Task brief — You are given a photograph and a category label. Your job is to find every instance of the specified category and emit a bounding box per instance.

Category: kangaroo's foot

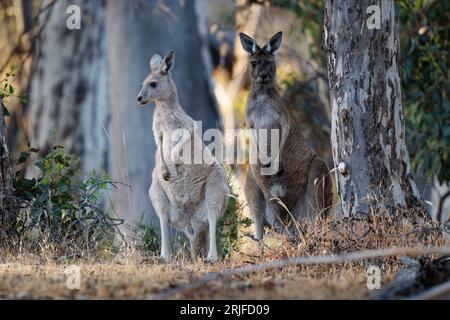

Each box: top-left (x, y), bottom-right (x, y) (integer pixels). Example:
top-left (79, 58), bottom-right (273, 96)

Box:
top-left (204, 254), bottom-right (218, 263)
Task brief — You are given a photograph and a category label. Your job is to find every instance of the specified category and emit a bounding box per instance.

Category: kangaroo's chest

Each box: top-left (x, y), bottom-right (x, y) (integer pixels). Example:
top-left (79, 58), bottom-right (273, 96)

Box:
top-left (155, 116), bottom-right (192, 161)
top-left (160, 163), bottom-right (210, 203)
top-left (246, 98), bottom-right (281, 129)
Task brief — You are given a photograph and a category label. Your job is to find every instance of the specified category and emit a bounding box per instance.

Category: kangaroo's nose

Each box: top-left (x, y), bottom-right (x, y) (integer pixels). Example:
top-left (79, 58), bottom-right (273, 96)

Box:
top-left (137, 96), bottom-right (143, 103)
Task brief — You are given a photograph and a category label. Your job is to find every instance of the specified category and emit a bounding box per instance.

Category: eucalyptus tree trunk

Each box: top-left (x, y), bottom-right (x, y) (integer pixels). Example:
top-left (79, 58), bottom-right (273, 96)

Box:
top-left (14, 0), bottom-right (33, 35)
top-left (106, 0), bottom-right (219, 231)
top-left (0, 98), bottom-right (14, 233)
top-left (323, 0), bottom-right (422, 216)
top-left (28, 0), bottom-right (109, 175)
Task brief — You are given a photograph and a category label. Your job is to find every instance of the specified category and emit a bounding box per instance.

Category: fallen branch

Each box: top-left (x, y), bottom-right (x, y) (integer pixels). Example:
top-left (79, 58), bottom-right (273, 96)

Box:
top-left (153, 246), bottom-right (450, 300)
top-left (376, 255), bottom-right (450, 299)
top-left (407, 280), bottom-right (450, 300)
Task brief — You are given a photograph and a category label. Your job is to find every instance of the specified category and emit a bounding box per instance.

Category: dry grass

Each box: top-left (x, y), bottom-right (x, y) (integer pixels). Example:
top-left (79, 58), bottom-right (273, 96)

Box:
top-left (0, 210), bottom-right (448, 300)
top-left (0, 259), bottom-right (373, 299)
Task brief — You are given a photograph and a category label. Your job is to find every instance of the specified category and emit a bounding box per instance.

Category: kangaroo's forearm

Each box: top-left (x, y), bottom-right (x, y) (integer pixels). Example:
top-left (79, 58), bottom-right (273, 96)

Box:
top-left (159, 149), bottom-right (170, 171)
top-left (277, 124), bottom-right (289, 162)
top-left (172, 132), bottom-right (191, 155)
top-left (157, 135), bottom-right (170, 172)
top-left (171, 123), bottom-right (196, 163)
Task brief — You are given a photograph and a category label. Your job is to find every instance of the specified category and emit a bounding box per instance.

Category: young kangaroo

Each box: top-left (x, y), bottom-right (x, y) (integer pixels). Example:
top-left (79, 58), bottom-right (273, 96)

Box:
top-left (137, 50), bottom-right (229, 262)
top-left (239, 32), bottom-right (332, 241)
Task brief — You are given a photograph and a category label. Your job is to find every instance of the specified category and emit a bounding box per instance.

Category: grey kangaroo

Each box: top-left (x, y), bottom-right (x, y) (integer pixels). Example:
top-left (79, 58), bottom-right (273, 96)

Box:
top-left (137, 50), bottom-right (229, 262)
top-left (239, 32), bottom-right (332, 241)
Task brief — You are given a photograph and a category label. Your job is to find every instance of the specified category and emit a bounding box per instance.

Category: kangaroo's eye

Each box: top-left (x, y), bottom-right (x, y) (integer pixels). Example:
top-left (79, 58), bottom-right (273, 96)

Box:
top-left (251, 61), bottom-right (257, 67)
top-left (150, 82), bottom-right (158, 88)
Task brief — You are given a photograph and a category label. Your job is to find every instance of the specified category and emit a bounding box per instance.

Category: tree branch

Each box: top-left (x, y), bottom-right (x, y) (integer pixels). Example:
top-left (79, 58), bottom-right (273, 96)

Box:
top-left (0, 0), bottom-right (59, 75)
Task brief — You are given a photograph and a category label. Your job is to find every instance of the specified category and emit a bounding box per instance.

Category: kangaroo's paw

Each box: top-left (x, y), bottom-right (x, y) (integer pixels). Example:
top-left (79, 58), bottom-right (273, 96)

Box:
top-left (162, 171), bottom-right (171, 181)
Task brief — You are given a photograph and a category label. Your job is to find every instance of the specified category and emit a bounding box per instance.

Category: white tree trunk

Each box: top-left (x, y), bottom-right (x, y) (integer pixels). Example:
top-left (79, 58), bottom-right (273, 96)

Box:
top-left (28, 0), bottom-right (109, 175)
top-left (106, 0), bottom-right (220, 231)
top-left (323, 0), bottom-right (421, 216)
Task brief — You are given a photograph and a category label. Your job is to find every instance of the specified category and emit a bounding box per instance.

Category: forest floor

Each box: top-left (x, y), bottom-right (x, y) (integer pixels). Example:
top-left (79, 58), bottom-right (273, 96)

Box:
top-left (0, 251), bottom-right (386, 300)
top-left (1, 212), bottom-right (448, 299)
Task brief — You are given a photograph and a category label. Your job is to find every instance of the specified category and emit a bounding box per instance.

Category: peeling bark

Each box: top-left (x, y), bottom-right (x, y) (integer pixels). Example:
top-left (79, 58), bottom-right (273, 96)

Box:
top-left (0, 97), bottom-right (14, 232)
top-left (323, 0), bottom-right (421, 216)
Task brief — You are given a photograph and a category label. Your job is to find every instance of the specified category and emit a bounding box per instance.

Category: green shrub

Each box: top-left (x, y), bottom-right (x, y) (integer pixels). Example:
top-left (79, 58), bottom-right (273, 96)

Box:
top-left (12, 141), bottom-right (123, 257)
top-left (132, 221), bottom-right (161, 255)
top-left (216, 171), bottom-right (252, 259)
top-left (398, 0), bottom-right (450, 182)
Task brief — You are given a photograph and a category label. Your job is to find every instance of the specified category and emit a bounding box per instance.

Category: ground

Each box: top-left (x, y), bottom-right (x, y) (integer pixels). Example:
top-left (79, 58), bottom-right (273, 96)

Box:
top-left (0, 257), bottom-right (386, 299)
top-left (0, 213), bottom-right (447, 299)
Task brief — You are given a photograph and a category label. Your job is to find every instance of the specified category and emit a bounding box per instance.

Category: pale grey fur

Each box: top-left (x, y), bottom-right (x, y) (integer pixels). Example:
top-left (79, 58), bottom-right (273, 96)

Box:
top-left (137, 50), bottom-right (229, 261)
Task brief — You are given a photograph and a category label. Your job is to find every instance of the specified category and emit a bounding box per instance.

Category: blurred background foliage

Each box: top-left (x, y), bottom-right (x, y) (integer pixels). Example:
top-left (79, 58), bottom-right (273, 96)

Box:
top-left (398, 0), bottom-right (449, 183)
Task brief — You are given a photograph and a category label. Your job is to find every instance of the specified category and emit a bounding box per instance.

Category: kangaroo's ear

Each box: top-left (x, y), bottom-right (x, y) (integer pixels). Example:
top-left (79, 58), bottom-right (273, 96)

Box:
top-left (239, 32), bottom-right (260, 54)
top-left (263, 31), bottom-right (282, 54)
top-left (161, 50), bottom-right (175, 74)
top-left (150, 54), bottom-right (163, 72)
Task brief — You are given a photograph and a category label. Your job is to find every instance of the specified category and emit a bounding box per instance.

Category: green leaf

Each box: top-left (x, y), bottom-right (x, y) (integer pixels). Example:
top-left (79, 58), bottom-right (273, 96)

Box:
top-left (18, 178), bottom-right (36, 190)
top-left (23, 191), bottom-right (34, 201)
top-left (31, 208), bottom-right (44, 219)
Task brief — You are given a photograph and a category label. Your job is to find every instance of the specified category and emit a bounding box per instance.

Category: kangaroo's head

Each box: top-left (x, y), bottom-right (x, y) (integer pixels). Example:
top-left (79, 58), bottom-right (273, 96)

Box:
top-left (137, 50), bottom-right (175, 106)
top-left (239, 31), bottom-right (282, 84)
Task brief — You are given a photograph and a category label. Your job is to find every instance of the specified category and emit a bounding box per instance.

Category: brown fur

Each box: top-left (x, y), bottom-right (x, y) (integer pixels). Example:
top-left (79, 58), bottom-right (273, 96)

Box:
top-left (240, 32), bottom-right (332, 241)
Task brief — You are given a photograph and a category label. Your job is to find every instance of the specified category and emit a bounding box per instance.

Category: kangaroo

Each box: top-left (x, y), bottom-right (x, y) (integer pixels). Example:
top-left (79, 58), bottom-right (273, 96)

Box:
top-left (239, 32), bottom-right (332, 241)
top-left (137, 50), bottom-right (229, 262)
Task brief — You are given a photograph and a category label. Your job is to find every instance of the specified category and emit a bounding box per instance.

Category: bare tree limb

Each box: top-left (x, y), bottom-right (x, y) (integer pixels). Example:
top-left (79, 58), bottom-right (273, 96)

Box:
top-left (407, 280), bottom-right (450, 300)
top-left (0, 0), bottom-right (59, 75)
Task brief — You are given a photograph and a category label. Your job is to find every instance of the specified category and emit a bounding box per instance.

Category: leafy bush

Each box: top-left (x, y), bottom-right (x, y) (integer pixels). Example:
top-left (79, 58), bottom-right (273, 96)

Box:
top-left (399, 0), bottom-right (449, 182)
top-left (12, 142), bottom-right (123, 257)
top-left (132, 221), bottom-right (161, 255)
top-left (217, 172), bottom-right (252, 258)
top-left (0, 65), bottom-right (27, 116)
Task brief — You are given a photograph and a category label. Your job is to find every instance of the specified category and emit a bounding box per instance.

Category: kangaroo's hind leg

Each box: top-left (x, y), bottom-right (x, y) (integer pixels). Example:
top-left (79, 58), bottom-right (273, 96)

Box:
top-left (304, 157), bottom-right (333, 220)
top-left (245, 170), bottom-right (266, 241)
top-left (204, 172), bottom-right (229, 262)
top-left (149, 178), bottom-right (171, 259)
top-left (190, 230), bottom-right (208, 260)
